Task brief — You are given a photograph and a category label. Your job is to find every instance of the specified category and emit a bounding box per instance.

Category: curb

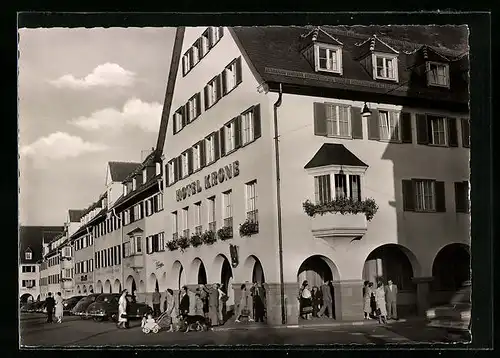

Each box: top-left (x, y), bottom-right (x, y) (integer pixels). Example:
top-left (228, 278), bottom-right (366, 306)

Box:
top-left (212, 318), bottom-right (414, 332)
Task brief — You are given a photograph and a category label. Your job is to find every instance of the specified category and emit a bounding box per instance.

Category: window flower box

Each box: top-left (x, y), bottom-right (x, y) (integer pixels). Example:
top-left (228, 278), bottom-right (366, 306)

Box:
top-left (166, 240), bottom-right (179, 251)
top-left (190, 234), bottom-right (203, 248)
top-left (217, 226), bottom-right (233, 241)
top-left (239, 219), bottom-right (259, 237)
top-left (201, 230), bottom-right (217, 245)
top-left (177, 236), bottom-right (190, 250)
top-left (302, 197), bottom-right (378, 221)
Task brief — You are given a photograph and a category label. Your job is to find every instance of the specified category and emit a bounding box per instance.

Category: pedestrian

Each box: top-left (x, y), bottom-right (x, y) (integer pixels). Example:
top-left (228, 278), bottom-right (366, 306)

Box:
top-left (317, 279), bottom-right (333, 319)
top-left (162, 289), bottom-right (177, 332)
top-left (299, 281), bottom-right (313, 320)
top-left (194, 293), bottom-right (204, 316)
top-left (252, 282), bottom-right (266, 322)
top-left (179, 286), bottom-right (190, 318)
top-left (311, 286), bottom-right (322, 318)
top-left (384, 279), bottom-right (398, 320)
top-left (235, 283), bottom-right (253, 323)
top-left (207, 283), bottom-right (220, 327)
top-left (152, 287), bottom-right (161, 318)
top-left (375, 281), bottom-right (387, 324)
top-left (363, 282), bottom-right (374, 319)
top-left (196, 284), bottom-right (209, 317)
top-left (216, 283), bottom-right (226, 323)
top-left (117, 289), bottom-right (128, 329)
top-left (45, 292), bottom-right (55, 323)
top-left (54, 292), bottom-right (64, 323)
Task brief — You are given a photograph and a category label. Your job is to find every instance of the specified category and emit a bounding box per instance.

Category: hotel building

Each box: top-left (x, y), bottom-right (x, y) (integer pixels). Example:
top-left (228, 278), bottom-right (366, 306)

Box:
top-left (156, 26), bottom-right (470, 325)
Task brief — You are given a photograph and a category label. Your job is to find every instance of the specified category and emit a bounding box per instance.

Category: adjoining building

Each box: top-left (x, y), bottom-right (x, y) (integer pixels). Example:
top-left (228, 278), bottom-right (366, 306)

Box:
top-left (19, 226), bottom-right (64, 303)
top-left (156, 26), bottom-right (470, 325)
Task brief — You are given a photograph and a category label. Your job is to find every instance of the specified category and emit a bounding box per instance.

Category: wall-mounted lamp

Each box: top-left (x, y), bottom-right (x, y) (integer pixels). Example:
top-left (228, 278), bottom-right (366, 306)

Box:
top-left (339, 166), bottom-right (345, 176)
top-left (361, 102), bottom-right (372, 118)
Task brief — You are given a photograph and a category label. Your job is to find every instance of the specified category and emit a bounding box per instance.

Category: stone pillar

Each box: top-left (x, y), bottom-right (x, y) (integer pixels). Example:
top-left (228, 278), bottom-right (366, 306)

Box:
top-left (332, 279), bottom-right (364, 321)
top-left (413, 277), bottom-right (433, 316)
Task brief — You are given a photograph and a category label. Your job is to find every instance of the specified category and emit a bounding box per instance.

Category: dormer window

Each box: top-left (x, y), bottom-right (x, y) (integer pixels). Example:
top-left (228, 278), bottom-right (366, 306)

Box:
top-left (132, 178), bottom-right (137, 191)
top-left (315, 44), bottom-right (342, 74)
top-left (426, 62), bottom-right (450, 88)
top-left (142, 169), bottom-right (147, 184)
top-left (25, 249), bottom-right (32, 260)
top-left (124, 184), bottom-right (128, 196)
top-left (155, 162), bottom-right (161, 176)
top-left (373, 53), bottom-right (398, 81)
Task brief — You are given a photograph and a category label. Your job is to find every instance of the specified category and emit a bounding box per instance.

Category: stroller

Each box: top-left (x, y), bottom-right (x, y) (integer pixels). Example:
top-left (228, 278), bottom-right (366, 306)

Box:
top-left (156, 310), bottom-right (174, 332)
top-left (141, 314), bottom-right (161, 334)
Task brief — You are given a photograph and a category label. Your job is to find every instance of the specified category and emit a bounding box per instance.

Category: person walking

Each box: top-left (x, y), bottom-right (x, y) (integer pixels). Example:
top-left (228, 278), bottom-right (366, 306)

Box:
top-left (318, 280), bottom-right (333, 319)
top-left (152, 287), bottom-right (161, 318)
top-left (235, 283), bottom-right (253, 323)
top-left (163, 289), bottom-right (178, 332)
top-left (363, 281), bottom-right (373, 319)
top-left (375, 281), bottom-right (387, 324)
top-left (299, 281), bottom-right (313, 320)
top-left (45, 292), bottom-right (55, 323)
top-left (179, 286), bottom-right (190, 318)
top-left (54, 292), bottom-right (64, 323)
top-left (384, 279), bottom-right (398, 320)
top-left (216, 283), bottom-right (226, 323)
top-left (117, 289), bottom-right (128, 329)
top-left (252, 282), bottom-right (266, 322)
top-left (311, 286), bottom-right (322, 318)
top-left (207, 284), bottom-right (220, 327)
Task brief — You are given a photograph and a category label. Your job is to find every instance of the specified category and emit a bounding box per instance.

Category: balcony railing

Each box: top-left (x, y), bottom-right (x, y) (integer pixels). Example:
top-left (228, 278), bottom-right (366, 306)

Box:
top-left (208, 221), bottom-right (216, 232)
top-left (224, 217), bottom-right (233, 229)
top-left (247, 210), bottom-right (259, 224)
top-left (172, 232), bottom-right (178, 241)
top-left (183, 229), bottom-right (190, 238)
top-left (195, 225), bottom-right (203, 235)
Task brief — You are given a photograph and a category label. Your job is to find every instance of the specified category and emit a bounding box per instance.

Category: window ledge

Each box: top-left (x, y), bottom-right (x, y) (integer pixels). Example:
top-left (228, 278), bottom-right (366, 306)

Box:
top-left (317, 68), bottom-right (342, 75)
top-left (327, 134), bottom-right (353, 140)
top-left (427, 82), bottom-right (450, 89)
top-left (427, 143), bottom-right (448, 148)
top-left (374, 75), bottom-right (398, 82)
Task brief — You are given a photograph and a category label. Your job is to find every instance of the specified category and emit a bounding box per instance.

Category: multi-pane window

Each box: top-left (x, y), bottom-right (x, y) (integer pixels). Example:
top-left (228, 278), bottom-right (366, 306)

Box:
top-left (349, 175), bottom-right (362, 202)
top-left (429, 116), bottom-right (446, 146)
top-left (205, 135), bottom-right (215, 164)
top-left (210, 26), bottom-right (223, 46)
top-left (245, 181), bottom-right (258, 222)
top-left (374, 55), bottom-right (398, 80)
top-left (174, 109), bottom-right (183, 133)
top-left (242, 110), bottom-right (254, 145)
top-left (181, 152), bottom-right (189, 178)
top-left (182, 51), bottom-right (191, 75)
top-left (187, 95), bottom-right (199, 122)
top-left (155, 193), bottom-right (164, 211)
top-left (208, 197), bottom-right (216, 231)
top-left (182, 207), bottom-right (189, 238)
top-left (427, 62), bottom-right (450, 87)
top-left (135, 236), bottom-right (142, 254)
top-left (172, 212), bottom-right (178, 239)
top-left (194, 202), bottom-right (202, 234)
top-left (192, 144), bottom-right (201, 171)
top-left (379, 110), bottom-right (400, 141)
top-left (326, 104), bottom-right (350, 137)
top-left (191, 44), bottom-right (200, 67)
top-left (334, 174), bottom-right (347, 199)
top-left (225, 121), bottom-right (236, 152)
top-left (223, 190), bottom-right (233, 227)
top-left (201, 30), bottom-right (210, 56)
top-left (224, 61), bottom-right (238, 93)
top-left (316, 45), bottom-right (341, 73)
top-left (168, 161), bottom-right (175, 185)
top-left (314, 175), bottom-right (332, 204)
top-left (415, 180), bottom-right (436, 212)
top-left (25, 251), bottom-right (32, 260)
top-left (205, 76), bottom-right (221, 109)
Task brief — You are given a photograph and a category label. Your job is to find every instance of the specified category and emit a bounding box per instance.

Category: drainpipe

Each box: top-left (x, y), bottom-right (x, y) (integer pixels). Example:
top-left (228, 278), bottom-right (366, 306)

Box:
top-left (273, 83), bottom-right (286, 325)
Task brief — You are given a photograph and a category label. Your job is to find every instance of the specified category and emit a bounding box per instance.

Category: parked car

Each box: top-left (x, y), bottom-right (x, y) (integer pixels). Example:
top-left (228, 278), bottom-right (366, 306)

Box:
top-left (63, 296), bottom-right (85, 315)
top-left (426, 281), bottom-right (471, 341)
top-left (86, 294), bottom-right (152, 322)
top-left (33, 300), bottom-right (46, 313)
top-left (21, 302), bottom-right (36, 313)
top-left (71, 294), bottom-right (101, 318)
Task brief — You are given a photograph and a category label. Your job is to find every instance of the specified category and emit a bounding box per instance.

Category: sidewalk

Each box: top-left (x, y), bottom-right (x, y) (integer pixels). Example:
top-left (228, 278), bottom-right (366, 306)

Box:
top-left (212, 316), bottom-right (425, 332)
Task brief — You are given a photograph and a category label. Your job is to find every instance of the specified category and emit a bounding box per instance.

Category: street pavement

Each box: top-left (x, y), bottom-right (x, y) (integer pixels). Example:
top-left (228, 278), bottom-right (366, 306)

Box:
top-left (19, 313), bottom-right (466, 347)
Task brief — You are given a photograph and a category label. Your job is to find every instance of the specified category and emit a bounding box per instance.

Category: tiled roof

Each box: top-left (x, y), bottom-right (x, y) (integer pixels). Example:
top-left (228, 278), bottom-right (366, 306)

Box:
top-left (19, 226), bottom-right (64, 264)
top-left (68, 209), bottom-right (85, 223)
top-left (304, 143), bottom-right (368, 169)
top-left (113, 174), bottom-right (161, 209)
top-left (109, 161), bottom-right (141, 182)
top-left (122, 150), bottom-right (157, 183)
top-left (230, 26), bottom-right (469, 105)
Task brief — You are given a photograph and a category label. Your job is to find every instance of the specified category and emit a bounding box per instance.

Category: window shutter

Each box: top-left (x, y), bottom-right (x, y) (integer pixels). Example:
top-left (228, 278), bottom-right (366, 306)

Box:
top-left (122, 243), bottom-right (126, 258)
top-left (208, 27), bottom-right (214, 46)
top-left (416, 114), bottom-right (429, 145)
top-left (367, 109), bottom-right (380, 140)
top-left (401, 112), bottom-right (413, 143)
top-left (196, 93), bottom-right (202, 117)
top-left (402, 180), bottom-right (415, 211)
top-left (174, 158), bottom-right (180, 182)
top-left (214, 132), bottom-right (220, 161)
top-left (435, 181), bottom-right (446, 212)
top-left (222, 70), bottom-right (227, 95)
top-left (204, 86), bottom-right (209, 110)
top-left (220, 127), bottom-right (226, 156)
top-left (253, 104), bottom-right (262, 139)
top-left (117, 246), bottom-right (121, 263)
top-left (215, 76), bottom-right (222, 101)
top-left (165, 163), bottom-right (169, 187)
top-left (200, 140), bottom-right (206, 168)
top-left (313, 102), bottom-right (327, 136)
top-left (454, 182), bottom-right (466, 213)
top-left (188, 149), bottom-right (194, 175)
top-left (235, 57), bottom-right (242, 85)
top-left (461, 119), bottom-right (470, 148)
top-left (219, 26), bottom-right (224, 38)
top-left (172, 113), bottom-right (178, 134)
top-left (447, 118), bottom-right (458, 147)
top-left (350, 107), bottom-right (363, 139)
top-left (147, 236), bottom-right (152, 254)
top-left (181, 105), bottom-right (187, 127)
top-left (234, 116), bottom-right (242, 149)
top-left (464, 181), bottom-right (470, 213)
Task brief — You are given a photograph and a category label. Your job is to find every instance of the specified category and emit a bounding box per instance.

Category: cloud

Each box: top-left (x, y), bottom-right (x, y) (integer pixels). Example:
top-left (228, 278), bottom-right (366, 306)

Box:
top-left (70, 98), bottom-right (162, 133)
top-left (20, 132), bottom-right (108, 161)
top-left (50, 63), bottom-right (135, 89)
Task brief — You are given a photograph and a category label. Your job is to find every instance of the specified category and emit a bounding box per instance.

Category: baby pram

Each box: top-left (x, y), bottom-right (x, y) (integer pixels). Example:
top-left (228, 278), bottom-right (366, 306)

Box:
top-left (156, 310), bottom-right (173, 331)
top-left (141, 316), bottom-right (161, 334)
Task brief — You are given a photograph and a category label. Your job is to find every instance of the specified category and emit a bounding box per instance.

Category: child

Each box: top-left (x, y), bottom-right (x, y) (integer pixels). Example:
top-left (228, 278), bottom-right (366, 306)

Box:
top-left (141, 313), bottom-right (160, 334)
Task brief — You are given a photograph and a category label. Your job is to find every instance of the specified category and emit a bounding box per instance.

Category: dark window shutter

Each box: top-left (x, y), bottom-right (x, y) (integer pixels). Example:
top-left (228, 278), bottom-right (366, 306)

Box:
top-left (313, 102), bottom-right (327, 136)
top-left (464, 181), bottom-right (470, 213)
top-left (122, 243), bottom-right (126, 258)
top-left (188, 149), bottom-right (193, 175)
top-left (219, 26), bottom-right (224, 38)
top-left (208, 27), bottom-right (214, 47)
top-left (178, 156), bottom-right (183, 179)
top-left (447, 118), bottom-right (458, 147)
top-left (200, 140), bottom-right (206, 168)
top-left (146, 237), bottom-right (151, 254)
top-left (402, 180), bottom-right (415, 211)
top-left (461, 119), bottom-right (470, 148)
top-left (173, 112), bottom-right (178, 134)
top-left (214, 132), bottom-right (220, 161)
top-left (454, 182), bottom-right (466, 213)
top-left (401, 112), bottom-right (413, 143)
top-left (204, 86), bottom-right (209, 110)
top-left (174, 158), bottom-right (179, 182)
top-left (234, 116), bottom-right (242, 149)
top-left (220, 127), bottom-right (226, 156)
top-left (165, 163), bottom-right (169, 186)
top-left (196, 93), bottom-right (202, 117)
top-left (350, 106), bottom-right (363, 139)
top-left (235, 57), bottom-right (242, 85)
top-left (181, 105), bottom-right (187, 128)
top-left (215, 76), bottom-right (222, 101)
top-left (253, 104), bottom-right (262, 139)
top-left (222, 70), bottom-right (227, 95)
top-left (416, 114), bottom-right (429, 145)
top-left (435, 181), bottom-right (446, 212)
top-left (367, 109), bottom-right (380, 140)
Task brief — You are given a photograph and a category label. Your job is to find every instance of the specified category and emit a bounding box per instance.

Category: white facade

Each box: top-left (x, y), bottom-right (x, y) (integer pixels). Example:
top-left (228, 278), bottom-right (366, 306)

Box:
top-left (19, 263), bottom-right (39, 302)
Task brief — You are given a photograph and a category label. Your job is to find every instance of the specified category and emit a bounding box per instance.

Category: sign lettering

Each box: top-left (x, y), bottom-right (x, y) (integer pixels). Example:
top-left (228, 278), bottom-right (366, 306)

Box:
top-left (176, 160), bottom-right (240, 202)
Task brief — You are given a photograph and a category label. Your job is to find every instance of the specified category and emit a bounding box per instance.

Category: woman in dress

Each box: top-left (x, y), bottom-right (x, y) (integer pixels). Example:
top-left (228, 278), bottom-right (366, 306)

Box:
top-left (54, 292), bottom-right (64, 324)
top-left (311, 286), bottom-right (322, 318)
top-left (374, 281), bottom-right (387, 324)
top-left (300, 281), bottom-right (313, 320)
top-left (207, 284), bottom-right (220, 327)
top-left (117, 289), bottom-right (128, 329)
top-left (235, 283), bottom-right (253, 323)
top-left (163, 289), bottom-right (177, 332)
top-left (363, 281), bottom-right (373, 319)
top-left (216, 283), bottom-right (226, 323)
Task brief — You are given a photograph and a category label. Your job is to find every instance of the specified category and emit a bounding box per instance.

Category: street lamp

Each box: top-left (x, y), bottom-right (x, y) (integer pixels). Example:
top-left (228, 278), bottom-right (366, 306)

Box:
top-left (361, 102), bottom-right (372, 118)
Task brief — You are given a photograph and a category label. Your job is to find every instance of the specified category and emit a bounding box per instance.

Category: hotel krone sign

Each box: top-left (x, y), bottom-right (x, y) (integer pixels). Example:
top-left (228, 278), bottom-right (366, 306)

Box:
top-left (176, 160), bottom-right (240, 202)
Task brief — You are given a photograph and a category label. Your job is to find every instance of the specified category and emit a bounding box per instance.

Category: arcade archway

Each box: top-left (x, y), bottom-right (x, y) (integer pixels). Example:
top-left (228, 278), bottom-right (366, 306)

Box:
top-left (243, 255), bottom-right (265, 283)
top-left (96, 280), bottom-right (103, 294)
top-left (125, 275), bottom-right (137, 294)
top-left (104, 280), bottom-right (112, 293)
top-left (432, 243), bottom-right (470, 291)
top-left (297, 255), bottom-right (339, 288)
top-left (189, 258), bottom-right (207, 285)
top-left (148, 273), bottom-right (159, 293)
top-left (113, 279), bottom-right (122, 293)
top-left (20, 293), bottom-right (34, 304)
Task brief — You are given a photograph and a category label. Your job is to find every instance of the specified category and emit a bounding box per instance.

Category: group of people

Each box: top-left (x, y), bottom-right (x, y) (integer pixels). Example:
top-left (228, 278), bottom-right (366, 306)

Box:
top-left (363, 279), bottom-right (399, 324)
top-left (234, 282), bottom-right (267, 323)
top-left (43, 292), bottom-right (64, 324)
top-left (298, 279), bottom-right (335, 320)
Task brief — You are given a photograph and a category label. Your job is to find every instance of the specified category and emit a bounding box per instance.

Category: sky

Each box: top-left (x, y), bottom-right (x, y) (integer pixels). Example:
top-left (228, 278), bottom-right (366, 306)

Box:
top-left (18, 27), bottom-right (176, 226)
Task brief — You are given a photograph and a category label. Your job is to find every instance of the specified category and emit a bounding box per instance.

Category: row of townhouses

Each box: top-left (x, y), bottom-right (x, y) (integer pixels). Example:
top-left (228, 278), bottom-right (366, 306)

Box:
top-left (20, 26), bottom-right (470, 326)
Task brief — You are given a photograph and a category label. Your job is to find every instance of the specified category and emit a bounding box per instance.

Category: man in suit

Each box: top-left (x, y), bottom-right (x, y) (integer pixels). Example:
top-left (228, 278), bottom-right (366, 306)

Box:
top-left (317, 280), bottom-right (333, 318)
top-left (45, 292), bottom-right (55, 323)
top-left (384, 279), bottom-right (398, 320)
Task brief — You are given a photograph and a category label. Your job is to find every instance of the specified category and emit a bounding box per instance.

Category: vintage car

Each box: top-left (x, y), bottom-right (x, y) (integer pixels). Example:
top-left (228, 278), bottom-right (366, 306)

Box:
top-left (33, 300), bottom-right (46, 313)
top-left (20, 302), bottom-right (36, 313)
top-left (426, 281), bottom-right (471, 341)
top-left (63, 295), bottom-right (85, 315)
top-left (86, 294), bottom-right (152, 322)
top-left (71, 294), bottom-right (101, 318)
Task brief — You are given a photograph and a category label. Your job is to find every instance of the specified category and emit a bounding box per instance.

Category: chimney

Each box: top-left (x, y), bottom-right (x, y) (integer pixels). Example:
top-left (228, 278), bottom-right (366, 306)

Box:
top-left (141, 147), bottom-right (155, 162)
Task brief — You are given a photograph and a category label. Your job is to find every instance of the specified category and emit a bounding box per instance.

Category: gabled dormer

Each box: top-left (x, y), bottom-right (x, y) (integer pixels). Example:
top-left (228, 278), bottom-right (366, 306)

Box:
top-left (300, 26), bottom-right (344, 75)
top-left (418, 45), bottom-right (451, 88)
top-left (25, 247), bottom-right (32, 261)
top-left (356, 35), bottom-right (399, 82)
